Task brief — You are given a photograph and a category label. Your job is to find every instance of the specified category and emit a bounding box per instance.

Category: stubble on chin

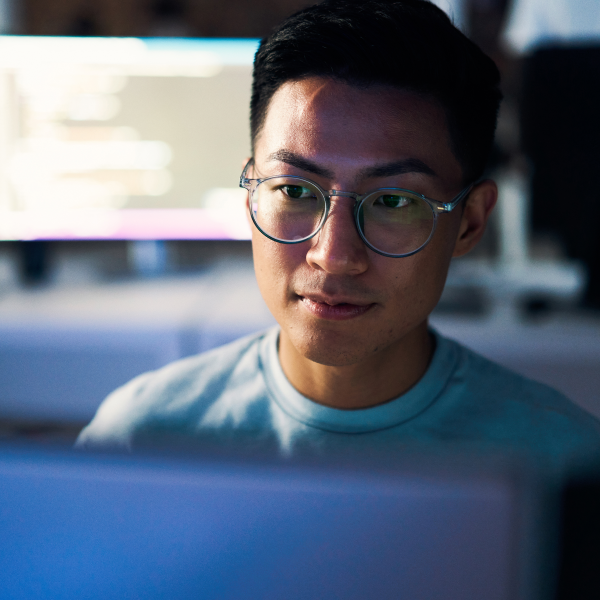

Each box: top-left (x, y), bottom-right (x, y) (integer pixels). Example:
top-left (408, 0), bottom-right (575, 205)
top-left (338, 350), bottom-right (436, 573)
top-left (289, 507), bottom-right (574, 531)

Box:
top-left (280, 303), bottom-right (407, 368)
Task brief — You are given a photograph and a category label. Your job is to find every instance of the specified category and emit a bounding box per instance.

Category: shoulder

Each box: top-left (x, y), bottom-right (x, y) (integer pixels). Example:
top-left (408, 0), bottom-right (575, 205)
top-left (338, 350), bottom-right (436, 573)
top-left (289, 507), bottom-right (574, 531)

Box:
top-left (439, 333), bottom-right (600, 457)
top-left (76, 328), bottom-right (274, 450)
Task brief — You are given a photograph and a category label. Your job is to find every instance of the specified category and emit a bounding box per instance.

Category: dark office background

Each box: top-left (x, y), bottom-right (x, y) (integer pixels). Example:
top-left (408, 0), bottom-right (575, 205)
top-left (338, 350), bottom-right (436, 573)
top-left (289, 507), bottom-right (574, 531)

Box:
top-left (20, 0), bottom-right (314, 38)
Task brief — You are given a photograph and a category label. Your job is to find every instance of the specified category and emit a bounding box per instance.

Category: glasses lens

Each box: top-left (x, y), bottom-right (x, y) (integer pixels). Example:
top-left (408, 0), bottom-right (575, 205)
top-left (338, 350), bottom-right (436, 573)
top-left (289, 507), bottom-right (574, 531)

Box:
top-left (251, 177), bottom-right (326, 242)
top-left (358, 191), bottom-right (435, 256)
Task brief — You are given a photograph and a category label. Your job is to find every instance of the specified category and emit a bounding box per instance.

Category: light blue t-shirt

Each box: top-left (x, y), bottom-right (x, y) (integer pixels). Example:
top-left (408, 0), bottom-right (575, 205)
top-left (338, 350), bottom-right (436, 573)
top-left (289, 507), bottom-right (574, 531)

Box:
top-left (76, 328), bottom-right (600, 470)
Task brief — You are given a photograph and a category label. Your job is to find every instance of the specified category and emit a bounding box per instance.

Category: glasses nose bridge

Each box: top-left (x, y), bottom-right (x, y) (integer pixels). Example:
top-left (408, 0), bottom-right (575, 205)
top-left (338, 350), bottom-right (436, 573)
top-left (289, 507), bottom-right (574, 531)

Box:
top-left (322, 190), bottom-right (360, 227)
top-left (319, 189), bottom-right (362, 238)
top-left (326, 189), bottom-right (359, 201)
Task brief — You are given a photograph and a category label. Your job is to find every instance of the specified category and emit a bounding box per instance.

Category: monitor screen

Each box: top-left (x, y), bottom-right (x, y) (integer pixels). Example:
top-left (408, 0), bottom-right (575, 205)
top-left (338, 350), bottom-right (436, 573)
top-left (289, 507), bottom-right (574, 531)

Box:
top-left (0, 36), bottom-right (258, 241)
top-left (0, 445), bottom-right (533, 600)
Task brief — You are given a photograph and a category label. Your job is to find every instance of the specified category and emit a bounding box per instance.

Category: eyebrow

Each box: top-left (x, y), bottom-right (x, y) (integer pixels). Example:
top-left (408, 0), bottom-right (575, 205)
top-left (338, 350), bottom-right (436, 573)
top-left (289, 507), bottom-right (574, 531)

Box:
top-left (358, 158), bottom-right (436, 179)
top-left (266, 150), bottom-right (437, 180)
top-left (267, 150), bottom-right (334, 178)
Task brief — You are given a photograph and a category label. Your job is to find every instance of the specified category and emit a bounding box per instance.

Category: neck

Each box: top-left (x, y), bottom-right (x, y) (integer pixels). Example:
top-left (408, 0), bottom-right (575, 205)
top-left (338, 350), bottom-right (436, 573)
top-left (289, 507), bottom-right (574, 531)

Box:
top-left (278, 322), bottom-right (434, 410)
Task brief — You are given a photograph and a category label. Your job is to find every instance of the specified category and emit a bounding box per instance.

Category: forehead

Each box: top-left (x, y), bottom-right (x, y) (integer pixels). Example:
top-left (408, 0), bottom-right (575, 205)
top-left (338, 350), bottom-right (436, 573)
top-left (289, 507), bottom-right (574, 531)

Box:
top-left (255, 77), bottom-right (461, 184)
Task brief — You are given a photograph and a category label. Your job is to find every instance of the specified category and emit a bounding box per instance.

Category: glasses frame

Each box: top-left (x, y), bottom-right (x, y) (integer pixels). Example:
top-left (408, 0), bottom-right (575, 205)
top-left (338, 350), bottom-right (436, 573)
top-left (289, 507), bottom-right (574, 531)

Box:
top-left (239, 158), bottom-right (474, 258)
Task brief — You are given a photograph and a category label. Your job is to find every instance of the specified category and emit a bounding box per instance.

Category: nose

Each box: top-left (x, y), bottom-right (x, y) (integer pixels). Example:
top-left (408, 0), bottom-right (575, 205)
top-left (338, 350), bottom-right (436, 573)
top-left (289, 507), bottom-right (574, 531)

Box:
top-left (306, 197), bottom-right (369, 275)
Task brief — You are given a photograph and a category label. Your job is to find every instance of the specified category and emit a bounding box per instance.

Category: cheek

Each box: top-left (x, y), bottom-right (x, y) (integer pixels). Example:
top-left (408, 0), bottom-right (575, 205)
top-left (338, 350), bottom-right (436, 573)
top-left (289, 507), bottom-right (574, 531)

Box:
top-left (252, 234), bottom-right (304, 313)
top-left (376, 220), bottom-right (458, 315)
top-left (379, 257), bottom-right (441, 308)
top-left (406, 216), bottom-right (460, 299)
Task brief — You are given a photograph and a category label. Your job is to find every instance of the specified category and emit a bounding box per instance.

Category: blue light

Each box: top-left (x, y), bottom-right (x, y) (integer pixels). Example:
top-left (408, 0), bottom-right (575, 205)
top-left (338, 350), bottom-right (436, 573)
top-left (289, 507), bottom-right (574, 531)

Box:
top-left (142, 38), bottom-right (260, 64)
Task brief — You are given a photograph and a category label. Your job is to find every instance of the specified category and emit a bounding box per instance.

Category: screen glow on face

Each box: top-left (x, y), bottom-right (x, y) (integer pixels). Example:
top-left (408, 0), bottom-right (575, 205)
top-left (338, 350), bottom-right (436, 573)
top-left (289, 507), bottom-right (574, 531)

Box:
top-left (249, 77), bottom-right (468, 371)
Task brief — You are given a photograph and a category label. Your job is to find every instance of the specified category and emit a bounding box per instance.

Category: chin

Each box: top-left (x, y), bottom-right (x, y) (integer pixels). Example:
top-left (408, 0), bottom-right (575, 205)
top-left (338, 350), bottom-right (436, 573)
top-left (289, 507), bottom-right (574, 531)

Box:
top-left (302, 346), bottom-right (367, 367)
top-left (289, 325), bottom-right (380, 367)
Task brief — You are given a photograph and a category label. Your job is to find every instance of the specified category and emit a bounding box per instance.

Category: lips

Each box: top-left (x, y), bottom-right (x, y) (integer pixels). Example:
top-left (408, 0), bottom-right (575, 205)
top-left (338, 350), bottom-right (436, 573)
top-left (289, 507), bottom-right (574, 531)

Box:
top-left (298, 293), bottom-right (374, 321)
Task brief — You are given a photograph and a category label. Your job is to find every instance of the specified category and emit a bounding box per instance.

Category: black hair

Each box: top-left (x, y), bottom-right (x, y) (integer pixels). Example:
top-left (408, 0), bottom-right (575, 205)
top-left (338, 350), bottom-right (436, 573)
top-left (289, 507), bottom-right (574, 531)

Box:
top-left (250, 0), bottom-right (502, 183)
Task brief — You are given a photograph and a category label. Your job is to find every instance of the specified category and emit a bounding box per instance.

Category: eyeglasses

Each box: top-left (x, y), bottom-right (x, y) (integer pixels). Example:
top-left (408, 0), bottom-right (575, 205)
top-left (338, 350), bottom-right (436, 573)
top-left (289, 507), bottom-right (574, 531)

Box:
top-left (239, 159), bottom-right (473, 258)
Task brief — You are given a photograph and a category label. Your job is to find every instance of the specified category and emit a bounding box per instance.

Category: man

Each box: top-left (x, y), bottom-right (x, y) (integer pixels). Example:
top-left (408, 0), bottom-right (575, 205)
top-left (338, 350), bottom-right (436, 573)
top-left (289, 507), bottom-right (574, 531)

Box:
top-left (77, 0), bottom-right (600, 468)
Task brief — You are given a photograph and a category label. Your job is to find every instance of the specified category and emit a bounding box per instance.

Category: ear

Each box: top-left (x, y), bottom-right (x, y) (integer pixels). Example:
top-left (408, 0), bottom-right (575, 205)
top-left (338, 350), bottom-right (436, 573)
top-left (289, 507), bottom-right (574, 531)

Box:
top-left (452, 179), bottom-right (497, 258)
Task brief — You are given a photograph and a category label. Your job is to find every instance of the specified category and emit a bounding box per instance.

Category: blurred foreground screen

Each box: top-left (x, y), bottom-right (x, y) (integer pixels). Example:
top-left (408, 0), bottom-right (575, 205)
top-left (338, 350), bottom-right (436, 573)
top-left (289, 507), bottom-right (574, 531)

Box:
top-left (0, 36), bottom-right (258, 241)
top-left (0, 445), bottom-right (536, 600)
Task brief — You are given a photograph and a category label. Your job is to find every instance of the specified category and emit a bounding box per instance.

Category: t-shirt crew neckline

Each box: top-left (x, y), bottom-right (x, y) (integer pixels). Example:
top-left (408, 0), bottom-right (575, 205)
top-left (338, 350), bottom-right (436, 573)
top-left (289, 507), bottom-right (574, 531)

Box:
top-left (259, 328), bottom-right (459, 434)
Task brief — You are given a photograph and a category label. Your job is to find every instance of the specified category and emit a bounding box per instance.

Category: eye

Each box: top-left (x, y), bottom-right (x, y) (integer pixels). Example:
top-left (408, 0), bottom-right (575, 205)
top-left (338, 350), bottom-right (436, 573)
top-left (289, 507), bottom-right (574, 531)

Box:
top-left (375, 194), bottom-right (411, 208)
top-left (281, 185), bottom-right (314, 199)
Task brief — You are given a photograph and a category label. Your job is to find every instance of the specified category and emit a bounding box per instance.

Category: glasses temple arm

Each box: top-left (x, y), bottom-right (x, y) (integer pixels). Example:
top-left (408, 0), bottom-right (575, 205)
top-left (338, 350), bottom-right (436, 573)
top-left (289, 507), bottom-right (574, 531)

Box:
top-left (239, 158), bottom-right (254, 189)
top-left (439, 181), bottom-right (479, 212)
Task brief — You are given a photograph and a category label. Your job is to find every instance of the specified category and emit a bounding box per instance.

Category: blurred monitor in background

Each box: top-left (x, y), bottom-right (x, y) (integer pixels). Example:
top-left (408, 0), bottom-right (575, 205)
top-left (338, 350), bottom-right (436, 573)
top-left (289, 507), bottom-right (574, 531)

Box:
top-left (503, 0), bottom-right (600, 309)
top-left (0, 36), bottom-right (256, 243)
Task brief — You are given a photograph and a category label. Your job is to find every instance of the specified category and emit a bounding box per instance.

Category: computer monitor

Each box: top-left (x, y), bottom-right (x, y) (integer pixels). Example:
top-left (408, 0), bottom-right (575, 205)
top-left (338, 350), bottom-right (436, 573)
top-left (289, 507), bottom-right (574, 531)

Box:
top-left (0, 36), bottom-right (257, 241)
top-left (0, 445), bottom-right (543, 600)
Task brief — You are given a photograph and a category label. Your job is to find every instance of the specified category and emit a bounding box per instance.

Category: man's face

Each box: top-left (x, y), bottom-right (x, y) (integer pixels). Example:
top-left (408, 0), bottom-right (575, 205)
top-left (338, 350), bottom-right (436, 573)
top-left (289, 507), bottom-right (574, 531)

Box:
top-left (250, 77), bottom-right (468, 367)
